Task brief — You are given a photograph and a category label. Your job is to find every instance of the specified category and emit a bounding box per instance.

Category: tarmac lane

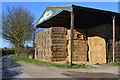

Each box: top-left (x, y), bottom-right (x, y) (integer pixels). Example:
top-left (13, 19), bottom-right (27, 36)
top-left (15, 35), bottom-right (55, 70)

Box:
top-left (2, 55), bottom-right (22, 79)
top-left (61, 71), bottom-right (119, 78)
top-left (1, 55), bottom-right (119, 79)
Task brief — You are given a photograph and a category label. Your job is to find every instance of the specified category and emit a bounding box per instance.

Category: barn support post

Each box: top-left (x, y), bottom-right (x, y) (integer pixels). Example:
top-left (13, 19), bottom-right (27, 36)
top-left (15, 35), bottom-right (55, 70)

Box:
top-left (33, 28), bottom-right (36, 59)
top-left (69, 11), bottom-right (74, 67)
top-left (112, 16), bottom-right (116, 62)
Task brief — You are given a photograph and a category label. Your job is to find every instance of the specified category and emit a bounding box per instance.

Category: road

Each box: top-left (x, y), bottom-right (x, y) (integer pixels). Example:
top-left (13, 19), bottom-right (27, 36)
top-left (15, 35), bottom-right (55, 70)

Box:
top-left (2, 55), bottom-right (22, 79)
top-left (2, 55), bottom-right (119, 79)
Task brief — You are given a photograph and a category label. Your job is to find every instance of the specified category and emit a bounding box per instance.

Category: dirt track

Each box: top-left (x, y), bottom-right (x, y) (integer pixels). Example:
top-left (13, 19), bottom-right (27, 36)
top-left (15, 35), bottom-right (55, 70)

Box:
top-left (2, 55), bottom-right (119, 79)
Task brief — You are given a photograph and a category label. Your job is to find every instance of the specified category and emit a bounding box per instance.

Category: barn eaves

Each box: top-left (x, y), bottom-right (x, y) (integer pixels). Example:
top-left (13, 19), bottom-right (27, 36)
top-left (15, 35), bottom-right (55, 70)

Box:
top-left (35, 4), bottom-right (120, 29)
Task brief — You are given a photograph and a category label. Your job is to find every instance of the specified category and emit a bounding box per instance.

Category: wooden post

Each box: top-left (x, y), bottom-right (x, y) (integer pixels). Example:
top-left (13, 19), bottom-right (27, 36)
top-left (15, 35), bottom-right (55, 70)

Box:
top-left (112, 16), bottom-right (116, 62)
top-left (33, 28), bottom-right (36, 59)
top-left (69, 11), bottom-right (74, 67)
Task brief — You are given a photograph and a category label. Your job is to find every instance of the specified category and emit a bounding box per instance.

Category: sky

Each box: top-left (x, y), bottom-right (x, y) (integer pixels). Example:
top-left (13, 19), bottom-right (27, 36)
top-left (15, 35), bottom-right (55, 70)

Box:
top-left (1, 2), bottom-right (119, 48)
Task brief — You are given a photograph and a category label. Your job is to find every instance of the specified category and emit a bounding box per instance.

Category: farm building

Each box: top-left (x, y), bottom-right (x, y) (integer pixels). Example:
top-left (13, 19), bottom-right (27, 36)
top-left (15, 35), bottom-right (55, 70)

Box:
top-left (34, 5), bottom-right (120, 64)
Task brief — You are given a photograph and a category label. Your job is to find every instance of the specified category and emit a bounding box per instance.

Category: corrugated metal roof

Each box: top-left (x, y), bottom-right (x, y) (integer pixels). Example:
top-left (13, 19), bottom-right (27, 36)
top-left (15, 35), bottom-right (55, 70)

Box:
top-left (47, 5), bottom-right (72, 7)
top-left (35, 5), bottom-right (72, 27)
top-left (35, 4), bottom-right (120, 29)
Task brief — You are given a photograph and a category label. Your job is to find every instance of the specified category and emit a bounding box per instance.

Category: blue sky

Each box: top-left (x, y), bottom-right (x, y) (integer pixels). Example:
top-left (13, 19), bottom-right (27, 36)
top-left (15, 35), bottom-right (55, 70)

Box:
top-left (1, 2), bottom-right (119, 48)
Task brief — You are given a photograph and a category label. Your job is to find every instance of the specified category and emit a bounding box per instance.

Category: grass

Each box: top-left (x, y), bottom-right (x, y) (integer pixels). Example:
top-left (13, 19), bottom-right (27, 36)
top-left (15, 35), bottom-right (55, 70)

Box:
top-left (11, 55), bottom-right (88, 69)
top-left (106, 62), bottom-right (120, 66)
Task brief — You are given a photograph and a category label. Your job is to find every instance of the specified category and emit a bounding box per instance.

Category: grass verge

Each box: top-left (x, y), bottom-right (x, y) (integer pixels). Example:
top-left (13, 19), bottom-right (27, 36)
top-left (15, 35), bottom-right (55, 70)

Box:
top-left (11, 55), bottom-right (88, 69)
top-left (106, 62), bottom-right (120, 66)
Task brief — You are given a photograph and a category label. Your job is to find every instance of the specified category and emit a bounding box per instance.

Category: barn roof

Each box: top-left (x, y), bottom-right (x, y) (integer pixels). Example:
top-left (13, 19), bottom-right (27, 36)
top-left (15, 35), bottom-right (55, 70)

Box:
top-left (35, 5), bottom-right (120, 29)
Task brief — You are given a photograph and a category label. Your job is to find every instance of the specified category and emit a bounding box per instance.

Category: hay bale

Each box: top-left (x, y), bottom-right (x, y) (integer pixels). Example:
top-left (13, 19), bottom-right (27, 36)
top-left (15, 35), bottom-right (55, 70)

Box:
top-left (88, 36), bottom-right (106, 63)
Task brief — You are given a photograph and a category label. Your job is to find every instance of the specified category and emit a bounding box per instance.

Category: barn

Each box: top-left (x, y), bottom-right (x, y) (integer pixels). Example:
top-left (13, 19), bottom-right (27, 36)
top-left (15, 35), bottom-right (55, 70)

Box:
top-left (34, 5), bottom-right (120, 64)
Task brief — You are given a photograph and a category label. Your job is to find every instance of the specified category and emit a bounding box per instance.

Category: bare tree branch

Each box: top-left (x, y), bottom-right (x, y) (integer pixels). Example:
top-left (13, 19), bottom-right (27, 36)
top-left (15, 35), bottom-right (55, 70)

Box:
top-left (2, 6), bottom-right (35, 56)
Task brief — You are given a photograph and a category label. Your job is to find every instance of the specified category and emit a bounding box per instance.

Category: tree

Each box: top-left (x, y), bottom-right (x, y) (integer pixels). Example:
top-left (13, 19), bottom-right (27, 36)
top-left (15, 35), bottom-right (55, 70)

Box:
top-left (2, 6), bottom-right (34, 56)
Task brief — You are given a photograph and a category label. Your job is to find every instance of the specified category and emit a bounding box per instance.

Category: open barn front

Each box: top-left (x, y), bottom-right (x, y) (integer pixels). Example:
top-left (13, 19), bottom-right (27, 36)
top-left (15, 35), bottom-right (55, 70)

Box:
top-left (35, 5), bottom-right (120, 64)
top-left (34, 25), bottom-right (114, 63)
top-left (34, 25), bottom-right (117, 64)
